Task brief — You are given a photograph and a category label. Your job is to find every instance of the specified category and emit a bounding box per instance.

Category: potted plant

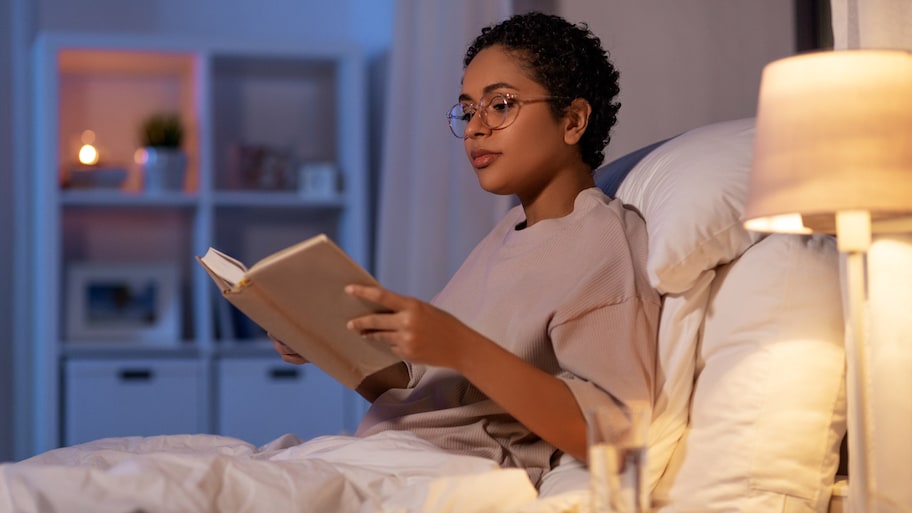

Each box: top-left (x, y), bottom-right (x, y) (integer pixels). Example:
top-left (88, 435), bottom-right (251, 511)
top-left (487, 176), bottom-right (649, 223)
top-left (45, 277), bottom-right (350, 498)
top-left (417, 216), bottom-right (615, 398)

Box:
top-left (138, 113), bottom-right (187, 192)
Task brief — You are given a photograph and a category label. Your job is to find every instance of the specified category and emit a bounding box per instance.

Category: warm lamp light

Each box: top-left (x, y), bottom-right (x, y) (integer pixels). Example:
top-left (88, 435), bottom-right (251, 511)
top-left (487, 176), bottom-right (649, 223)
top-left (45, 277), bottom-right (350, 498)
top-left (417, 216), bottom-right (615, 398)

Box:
top-left (77, 129), bottom-right (99, 166)
top-left (744, 50), bottom-right (912, 513)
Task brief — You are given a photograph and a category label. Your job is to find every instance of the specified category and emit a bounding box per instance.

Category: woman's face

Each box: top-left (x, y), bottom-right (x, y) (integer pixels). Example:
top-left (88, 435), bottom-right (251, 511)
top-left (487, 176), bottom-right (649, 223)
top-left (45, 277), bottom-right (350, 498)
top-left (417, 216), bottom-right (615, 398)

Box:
top-left (459, 46), bottom-right (575, 198)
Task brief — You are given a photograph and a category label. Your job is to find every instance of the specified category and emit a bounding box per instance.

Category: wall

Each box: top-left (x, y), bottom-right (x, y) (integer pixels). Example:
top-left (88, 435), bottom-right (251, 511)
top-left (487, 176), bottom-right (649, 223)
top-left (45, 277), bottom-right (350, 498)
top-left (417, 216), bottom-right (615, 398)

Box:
top-left (559, 0), bottom-right (796, 162)
top-left (0, 0), bottom-right (15, 461)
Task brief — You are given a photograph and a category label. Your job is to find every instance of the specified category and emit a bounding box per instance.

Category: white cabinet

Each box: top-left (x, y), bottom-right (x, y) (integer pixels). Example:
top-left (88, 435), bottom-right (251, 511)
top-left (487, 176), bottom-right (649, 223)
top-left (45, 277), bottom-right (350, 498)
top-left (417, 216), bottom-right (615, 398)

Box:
top-left (216, 357), bottom-right (364, 446)
top-left (21, 33), bottom-right (370, 457)
top-left (64, 358), bottom-right (204, 446)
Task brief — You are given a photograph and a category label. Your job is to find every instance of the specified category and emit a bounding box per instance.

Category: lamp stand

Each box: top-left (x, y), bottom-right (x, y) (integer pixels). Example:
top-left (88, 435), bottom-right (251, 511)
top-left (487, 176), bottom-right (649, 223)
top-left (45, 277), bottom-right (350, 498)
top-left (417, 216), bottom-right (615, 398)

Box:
top-left (835, 211), bottom-right (873, 513)
top-left (839, 211), bottom-right (912, 513)
top-left (843, 249), bottom-right (872, 513)
top-left (864, 233), bottom-right (912, 513)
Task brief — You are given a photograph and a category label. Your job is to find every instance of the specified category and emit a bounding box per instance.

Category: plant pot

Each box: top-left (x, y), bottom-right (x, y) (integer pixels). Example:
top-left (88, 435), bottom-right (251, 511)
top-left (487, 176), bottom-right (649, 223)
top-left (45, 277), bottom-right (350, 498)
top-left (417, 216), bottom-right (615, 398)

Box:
top-left (141, 147), bottom-right (187, 193)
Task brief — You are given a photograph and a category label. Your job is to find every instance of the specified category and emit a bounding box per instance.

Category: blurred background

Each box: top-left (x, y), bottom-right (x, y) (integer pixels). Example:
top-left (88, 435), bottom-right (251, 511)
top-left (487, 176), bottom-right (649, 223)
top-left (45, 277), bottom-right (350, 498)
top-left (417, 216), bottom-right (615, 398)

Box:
top-left (0, 0), bottom-right (826, 460)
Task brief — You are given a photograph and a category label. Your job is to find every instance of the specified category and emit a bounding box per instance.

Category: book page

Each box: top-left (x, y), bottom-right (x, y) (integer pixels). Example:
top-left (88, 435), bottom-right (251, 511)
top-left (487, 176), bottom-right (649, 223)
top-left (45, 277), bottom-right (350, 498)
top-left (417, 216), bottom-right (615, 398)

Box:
top-left (199, 247), bottom-right (248, 287)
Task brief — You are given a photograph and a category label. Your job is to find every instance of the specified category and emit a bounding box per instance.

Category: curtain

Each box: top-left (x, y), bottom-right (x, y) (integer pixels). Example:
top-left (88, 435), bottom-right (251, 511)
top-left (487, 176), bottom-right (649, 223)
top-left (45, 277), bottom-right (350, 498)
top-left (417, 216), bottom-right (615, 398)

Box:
top-left (830, 0), bottom-right (912, 49)
top-left (374, 0), bottom-right (515, 301)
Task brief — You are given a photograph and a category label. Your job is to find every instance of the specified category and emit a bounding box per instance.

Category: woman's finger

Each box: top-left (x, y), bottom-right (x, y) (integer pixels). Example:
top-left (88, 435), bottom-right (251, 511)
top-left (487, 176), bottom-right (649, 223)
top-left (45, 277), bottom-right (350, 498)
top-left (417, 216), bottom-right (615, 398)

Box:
top-left (346, 311), bottom-right (403, 334)
top-left (345, 284), bottom-right (410, 312)
top-left (271, 336), bottom-right (309, 364)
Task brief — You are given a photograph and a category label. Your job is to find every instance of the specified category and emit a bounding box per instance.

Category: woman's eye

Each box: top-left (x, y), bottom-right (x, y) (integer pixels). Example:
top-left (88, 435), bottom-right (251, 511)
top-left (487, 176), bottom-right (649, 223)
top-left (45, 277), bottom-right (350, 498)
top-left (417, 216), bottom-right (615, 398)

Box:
top-left (490, 100), bottom-right (509, 113)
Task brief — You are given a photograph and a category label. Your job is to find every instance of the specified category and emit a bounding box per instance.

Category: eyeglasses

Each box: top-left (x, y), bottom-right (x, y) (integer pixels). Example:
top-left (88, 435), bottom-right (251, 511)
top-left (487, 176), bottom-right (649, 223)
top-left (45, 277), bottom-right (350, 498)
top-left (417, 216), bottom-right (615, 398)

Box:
top-left (446, 93), bottom-right (567, 138)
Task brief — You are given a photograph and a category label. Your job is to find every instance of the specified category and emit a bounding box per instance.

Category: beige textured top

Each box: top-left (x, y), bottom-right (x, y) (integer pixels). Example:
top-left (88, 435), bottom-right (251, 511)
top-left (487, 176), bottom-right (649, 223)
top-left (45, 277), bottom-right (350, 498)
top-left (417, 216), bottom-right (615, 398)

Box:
top-left (356, 187), bottom-right (660, 485)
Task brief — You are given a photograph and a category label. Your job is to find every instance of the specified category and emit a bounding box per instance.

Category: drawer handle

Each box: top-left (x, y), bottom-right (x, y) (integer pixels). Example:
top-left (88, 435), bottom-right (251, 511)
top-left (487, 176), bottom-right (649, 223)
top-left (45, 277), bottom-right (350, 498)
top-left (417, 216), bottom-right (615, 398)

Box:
top-left (269, 368), bottom-right (300, 380)
top-left (119, 369), bottom-right (154, 381)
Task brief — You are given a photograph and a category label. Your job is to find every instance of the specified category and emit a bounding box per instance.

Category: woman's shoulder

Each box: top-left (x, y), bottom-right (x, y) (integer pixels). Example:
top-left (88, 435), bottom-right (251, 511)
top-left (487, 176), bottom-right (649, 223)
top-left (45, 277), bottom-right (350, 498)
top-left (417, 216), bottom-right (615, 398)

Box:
top-left (577, 187), bottom-right (647, 234)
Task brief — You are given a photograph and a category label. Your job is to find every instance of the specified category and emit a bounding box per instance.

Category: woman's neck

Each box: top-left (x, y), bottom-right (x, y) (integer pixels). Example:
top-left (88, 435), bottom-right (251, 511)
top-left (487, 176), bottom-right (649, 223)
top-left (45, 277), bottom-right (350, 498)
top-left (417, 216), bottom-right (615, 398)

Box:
top-left (519, 165), bottom-right (595, 227)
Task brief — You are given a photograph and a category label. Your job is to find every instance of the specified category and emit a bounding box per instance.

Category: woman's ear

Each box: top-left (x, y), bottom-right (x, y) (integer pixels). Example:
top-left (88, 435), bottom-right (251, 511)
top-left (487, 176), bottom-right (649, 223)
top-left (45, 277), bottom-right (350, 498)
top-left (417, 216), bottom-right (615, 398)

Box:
top-left (562, 98), bottom-right (592, 145)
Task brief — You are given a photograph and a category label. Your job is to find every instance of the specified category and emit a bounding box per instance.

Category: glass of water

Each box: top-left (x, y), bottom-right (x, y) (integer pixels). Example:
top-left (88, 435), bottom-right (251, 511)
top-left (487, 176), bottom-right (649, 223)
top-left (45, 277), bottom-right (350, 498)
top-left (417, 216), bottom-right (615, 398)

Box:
top-left (587, 402), bottom-right (650, 513)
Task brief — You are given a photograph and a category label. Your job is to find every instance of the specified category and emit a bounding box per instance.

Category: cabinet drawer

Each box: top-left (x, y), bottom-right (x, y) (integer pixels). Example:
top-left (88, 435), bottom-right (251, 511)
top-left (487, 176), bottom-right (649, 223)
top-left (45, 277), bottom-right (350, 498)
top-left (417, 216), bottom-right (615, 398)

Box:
top-left (64, 358), bottom-right (203, 446)
top-left (216, 357), bottom-right (349, 445)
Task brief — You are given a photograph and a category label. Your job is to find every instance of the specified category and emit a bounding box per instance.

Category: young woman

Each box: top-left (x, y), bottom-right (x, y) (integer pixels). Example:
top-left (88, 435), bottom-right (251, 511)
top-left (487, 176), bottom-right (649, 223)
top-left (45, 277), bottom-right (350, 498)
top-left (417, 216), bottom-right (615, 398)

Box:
top-left (274, 11), bottom-right (660, 489)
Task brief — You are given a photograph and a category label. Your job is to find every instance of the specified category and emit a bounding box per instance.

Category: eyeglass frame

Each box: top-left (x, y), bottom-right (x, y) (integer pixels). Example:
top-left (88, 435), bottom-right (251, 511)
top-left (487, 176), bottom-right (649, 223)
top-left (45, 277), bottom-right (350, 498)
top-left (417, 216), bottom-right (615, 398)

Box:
top-left (445, 92), bottom-right (570, 138)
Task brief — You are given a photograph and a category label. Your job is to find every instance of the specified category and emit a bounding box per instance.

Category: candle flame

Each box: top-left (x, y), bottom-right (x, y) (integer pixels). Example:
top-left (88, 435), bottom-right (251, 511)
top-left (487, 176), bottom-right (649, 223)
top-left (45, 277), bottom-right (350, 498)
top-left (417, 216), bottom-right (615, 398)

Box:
top-left (78, 144), bottom-right (99, 166)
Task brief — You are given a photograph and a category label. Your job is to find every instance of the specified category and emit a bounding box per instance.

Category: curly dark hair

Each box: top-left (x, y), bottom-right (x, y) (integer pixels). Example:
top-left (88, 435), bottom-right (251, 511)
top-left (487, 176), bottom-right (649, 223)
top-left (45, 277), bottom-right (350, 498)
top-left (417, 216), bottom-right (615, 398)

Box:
top-left (464, 12), bottom-right (621, 170)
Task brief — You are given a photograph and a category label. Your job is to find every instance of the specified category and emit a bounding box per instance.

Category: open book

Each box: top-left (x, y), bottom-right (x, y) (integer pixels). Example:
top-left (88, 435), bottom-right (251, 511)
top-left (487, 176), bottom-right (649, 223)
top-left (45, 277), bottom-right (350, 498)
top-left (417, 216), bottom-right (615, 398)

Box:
top-left (196, 234), bottom-right (401, 389)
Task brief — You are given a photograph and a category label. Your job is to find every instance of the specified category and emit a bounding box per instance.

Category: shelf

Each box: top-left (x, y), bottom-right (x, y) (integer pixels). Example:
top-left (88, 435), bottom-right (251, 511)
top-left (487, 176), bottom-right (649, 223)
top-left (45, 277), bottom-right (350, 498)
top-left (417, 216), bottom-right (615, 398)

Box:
top-left (56, 48), bottom-right (198, 193)
top-left (60, 189), bottom-right (347, 208)
top-left (23, 32), bottom-right (370, 457)
top-left (211, 55), bottom-right (337, 191)
top-left (213, 190), bottom-right (345, 208)
top-left (215, 339), bottom-right (276, 358)
top-left (61, 189), bottom-right (198, 207)
top-left (61, 343), bottom-right (200, 359)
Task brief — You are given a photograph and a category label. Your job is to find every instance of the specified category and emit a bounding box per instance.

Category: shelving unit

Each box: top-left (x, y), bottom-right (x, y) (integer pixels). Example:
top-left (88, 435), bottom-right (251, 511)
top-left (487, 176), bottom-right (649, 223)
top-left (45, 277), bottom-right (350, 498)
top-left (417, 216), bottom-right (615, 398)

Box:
top-left (22, 33), bottom-right (371, 456)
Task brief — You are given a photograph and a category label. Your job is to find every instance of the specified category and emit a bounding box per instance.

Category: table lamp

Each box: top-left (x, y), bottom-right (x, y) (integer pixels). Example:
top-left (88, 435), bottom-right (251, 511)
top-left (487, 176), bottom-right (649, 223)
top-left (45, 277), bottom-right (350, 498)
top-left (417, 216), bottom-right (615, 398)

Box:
top-left (743, 49), bottom-right (912, 513)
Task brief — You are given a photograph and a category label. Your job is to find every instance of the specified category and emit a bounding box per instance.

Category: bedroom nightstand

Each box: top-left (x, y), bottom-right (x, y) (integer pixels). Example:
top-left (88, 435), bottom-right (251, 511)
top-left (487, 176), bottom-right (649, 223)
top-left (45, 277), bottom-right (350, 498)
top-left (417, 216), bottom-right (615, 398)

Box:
top-left (17, 33), bottom-right (371, 457)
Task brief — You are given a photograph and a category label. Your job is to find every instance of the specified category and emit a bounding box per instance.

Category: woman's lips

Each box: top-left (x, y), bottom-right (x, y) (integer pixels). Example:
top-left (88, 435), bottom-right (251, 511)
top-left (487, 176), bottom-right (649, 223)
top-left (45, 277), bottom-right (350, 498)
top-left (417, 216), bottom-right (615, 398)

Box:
top-left (470, 150), bottom-right (499, 168)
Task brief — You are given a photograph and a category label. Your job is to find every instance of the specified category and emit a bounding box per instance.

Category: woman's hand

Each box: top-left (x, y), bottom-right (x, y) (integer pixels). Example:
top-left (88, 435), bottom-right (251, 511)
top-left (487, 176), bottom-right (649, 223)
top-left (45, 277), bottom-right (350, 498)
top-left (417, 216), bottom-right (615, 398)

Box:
top-left (344, 284), bottom-right (478, 370)
top-left (346, 284), bottom-right (588, 459)
top-left (270, 334), bottom-right (309, 365)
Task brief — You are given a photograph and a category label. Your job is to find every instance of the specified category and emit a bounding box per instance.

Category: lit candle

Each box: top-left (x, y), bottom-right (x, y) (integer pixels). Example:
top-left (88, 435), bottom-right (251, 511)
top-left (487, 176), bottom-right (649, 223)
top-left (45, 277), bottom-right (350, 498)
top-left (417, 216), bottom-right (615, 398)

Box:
top-left (77, 129), bottom-right (100, 166)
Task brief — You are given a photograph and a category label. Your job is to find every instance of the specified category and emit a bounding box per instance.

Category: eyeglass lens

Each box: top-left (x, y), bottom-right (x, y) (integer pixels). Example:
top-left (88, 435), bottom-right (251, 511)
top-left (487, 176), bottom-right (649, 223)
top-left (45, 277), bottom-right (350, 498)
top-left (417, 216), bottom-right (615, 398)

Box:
top-left (448, 95), bottom-right (511, 137)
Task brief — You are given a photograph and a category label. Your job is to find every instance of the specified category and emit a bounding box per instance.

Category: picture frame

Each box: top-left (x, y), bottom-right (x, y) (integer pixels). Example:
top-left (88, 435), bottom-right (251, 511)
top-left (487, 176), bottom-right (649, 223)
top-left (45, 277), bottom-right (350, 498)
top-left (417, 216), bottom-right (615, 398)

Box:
top-left (66, 262), bottom-right (181, 345)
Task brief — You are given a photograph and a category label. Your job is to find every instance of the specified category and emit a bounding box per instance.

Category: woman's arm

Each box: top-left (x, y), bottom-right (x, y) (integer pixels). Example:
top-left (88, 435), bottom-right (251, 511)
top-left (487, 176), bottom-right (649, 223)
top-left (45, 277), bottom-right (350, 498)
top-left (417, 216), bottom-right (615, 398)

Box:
top-left (457, 336), bottom-right (588, 460)
top-left (344, 284), bottom-right (588, 461)
top-left (355, 361), bottom-right (410, 402)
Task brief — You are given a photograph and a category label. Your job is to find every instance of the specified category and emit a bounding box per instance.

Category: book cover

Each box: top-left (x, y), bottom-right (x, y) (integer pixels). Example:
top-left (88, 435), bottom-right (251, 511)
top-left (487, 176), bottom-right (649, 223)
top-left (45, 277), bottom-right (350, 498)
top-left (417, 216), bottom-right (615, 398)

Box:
top-left (197, 234), bottom-right (401, 389)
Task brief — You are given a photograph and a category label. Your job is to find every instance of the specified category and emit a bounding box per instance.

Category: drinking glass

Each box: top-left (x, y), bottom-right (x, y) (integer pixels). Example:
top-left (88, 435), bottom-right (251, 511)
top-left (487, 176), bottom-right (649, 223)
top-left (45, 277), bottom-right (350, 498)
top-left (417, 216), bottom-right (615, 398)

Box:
top-left (587, 402), bottom-right (650, 513)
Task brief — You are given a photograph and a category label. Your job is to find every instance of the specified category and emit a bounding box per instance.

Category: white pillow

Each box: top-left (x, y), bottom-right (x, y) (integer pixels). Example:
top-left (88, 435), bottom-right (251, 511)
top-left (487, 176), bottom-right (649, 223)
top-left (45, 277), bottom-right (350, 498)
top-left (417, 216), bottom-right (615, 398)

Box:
top-left (607, 119), bottom-right (843, 512)
top-left (657, 234), bottom-right (847, 513)
top-left (610, 118), bottom-right (764, 494)
top-left (616, 118), bottom-right (765, 295)
top-left (643, 271), bottom-right (714, 493)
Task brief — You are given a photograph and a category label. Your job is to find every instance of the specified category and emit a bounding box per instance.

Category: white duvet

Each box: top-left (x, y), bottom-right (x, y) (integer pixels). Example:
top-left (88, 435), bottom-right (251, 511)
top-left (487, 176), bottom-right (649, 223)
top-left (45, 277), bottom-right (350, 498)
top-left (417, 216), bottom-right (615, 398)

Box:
top-left (0, 431), bottom-right (586, 513)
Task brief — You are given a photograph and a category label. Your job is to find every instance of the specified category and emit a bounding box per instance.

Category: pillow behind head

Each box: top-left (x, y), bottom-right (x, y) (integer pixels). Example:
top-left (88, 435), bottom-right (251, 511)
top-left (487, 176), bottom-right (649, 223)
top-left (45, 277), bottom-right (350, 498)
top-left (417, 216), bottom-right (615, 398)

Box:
top-left (612, 117), bottom-right (765, 294)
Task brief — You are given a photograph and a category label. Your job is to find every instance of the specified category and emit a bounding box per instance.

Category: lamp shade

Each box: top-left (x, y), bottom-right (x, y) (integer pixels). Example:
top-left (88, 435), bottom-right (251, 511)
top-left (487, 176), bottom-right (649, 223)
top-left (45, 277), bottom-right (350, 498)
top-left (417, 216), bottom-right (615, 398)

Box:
top-left (744, 50), bottom-right (912, 234)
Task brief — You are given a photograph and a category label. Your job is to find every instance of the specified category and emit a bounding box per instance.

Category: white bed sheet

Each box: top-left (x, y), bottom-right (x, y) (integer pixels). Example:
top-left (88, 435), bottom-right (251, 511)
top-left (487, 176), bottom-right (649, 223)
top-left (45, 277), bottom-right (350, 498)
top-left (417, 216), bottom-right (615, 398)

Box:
top-left (0, 431), bottom-right (588, 513)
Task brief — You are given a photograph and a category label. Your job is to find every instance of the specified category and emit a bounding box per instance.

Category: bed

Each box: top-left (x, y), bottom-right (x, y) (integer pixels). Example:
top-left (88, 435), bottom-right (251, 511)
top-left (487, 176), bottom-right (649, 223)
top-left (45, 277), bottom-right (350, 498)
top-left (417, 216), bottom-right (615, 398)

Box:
top-left (0, 118), bottom-right (847, 513)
